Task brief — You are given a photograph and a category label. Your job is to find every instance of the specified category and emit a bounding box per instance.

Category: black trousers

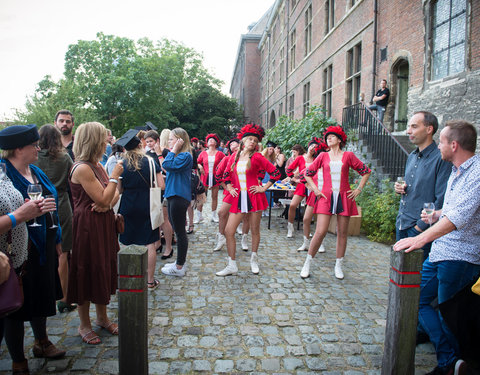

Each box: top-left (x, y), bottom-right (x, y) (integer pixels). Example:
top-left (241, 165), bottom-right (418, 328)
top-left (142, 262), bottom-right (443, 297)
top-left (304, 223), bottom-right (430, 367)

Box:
top-left (167, 196), bottom-right (190, 266)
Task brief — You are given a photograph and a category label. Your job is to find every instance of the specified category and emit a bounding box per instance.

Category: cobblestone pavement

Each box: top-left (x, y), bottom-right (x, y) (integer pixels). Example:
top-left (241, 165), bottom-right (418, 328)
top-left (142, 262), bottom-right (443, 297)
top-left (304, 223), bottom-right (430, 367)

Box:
top-left (0, 201), bottom-right (437, 374)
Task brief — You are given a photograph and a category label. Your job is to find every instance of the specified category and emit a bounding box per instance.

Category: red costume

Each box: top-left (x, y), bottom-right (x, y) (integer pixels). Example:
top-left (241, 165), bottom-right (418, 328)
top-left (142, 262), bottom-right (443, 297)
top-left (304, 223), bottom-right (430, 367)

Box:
top-left (306, 152), bottom-right (370, 216)
top-left (215, 154), bottom-right (235, 205)
top-left (197, 150), bottom-right (225, 187)
top-left (286, 155), bottom-right (309, 197)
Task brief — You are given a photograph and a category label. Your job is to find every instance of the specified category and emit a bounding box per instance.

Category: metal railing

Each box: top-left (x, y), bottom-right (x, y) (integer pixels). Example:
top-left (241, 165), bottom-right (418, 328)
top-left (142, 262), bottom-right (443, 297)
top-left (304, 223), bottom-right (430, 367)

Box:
top-left (342, 103), bottom-right (409, 179)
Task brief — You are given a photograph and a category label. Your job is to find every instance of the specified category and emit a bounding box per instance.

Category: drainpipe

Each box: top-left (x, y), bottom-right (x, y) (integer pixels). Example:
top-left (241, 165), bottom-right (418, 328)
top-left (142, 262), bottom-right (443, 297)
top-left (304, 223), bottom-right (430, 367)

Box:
top-left (285, 0), bottom-right (289, 116)
top-left (266, 32), bottom-right (271, 127)
top-left (371, 0), bottom-right (378, 101)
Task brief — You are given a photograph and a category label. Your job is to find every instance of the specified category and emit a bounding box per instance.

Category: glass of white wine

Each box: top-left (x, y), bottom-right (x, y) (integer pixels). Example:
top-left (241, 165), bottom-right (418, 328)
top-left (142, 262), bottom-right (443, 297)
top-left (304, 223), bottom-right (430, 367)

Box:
top-left (396, 176), bottom-right (406, 188)
top-left (0, 162), bottom-right (6, 180)
top-left (27, 184), bottom-right (43, 227)
top-left (44, 194), bottom-right (58, 229)
top-left (423, 202), bottom-right (435, 226)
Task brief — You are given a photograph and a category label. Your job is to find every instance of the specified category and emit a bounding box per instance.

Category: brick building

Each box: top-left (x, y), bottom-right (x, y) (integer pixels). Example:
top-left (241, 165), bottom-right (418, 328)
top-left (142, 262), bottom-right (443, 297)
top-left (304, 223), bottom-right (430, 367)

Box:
top-left (231, 0), bottom-right (480, 142)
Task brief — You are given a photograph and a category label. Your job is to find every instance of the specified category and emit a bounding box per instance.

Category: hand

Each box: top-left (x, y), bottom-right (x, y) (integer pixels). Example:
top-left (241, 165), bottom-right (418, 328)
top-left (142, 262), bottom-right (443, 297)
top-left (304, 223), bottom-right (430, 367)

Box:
top-left (0, 252), bottom-right (11, 285)
top-left (14, 199), bottom-right (44, 222)
top-left (421, 209), bottom-right (440, 224)
top-left (90, 203), bottom-right (110, 212)
top-left (347, 189), bottom-right (361, 200)
top-left (228, 186), bottom-right (239, 197)
top-left (282, 177), bottom-right (290, 183)
top-left (39, 196), bottom-right (56, 213)
top-left (394, 182), bottom-right (406, 194)
top-left (393, 235), bottom-right (426, 253)
top-left (111, 160), bottom-right (124, 180)
top-left (249, 185), bottom-right (266, 195)
top-left (313, 189), bottom-right (327, 199)
top-left (154, 142), bottom-right (162, 155)
top-left (172, 138), bottom-right (184, 154)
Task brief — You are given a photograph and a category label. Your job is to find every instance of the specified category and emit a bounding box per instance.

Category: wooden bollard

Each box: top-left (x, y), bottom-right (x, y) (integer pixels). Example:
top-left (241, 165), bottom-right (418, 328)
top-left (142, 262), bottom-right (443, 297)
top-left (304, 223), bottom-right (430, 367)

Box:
top-left (381, 248), bottom-right (423, 375)
top-left (118, 246), bottom-right (148, 375)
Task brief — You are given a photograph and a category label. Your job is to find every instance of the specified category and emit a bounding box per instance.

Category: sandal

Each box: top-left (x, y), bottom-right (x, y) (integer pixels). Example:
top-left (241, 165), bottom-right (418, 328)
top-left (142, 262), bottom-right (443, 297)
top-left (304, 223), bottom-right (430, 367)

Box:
top-left (187, 224), bottom-right (194, 234)
top-left (79, 330), bottom-right (101, 345)
top-left (147, 279), bottom-right (160, 290)
top-left (96, 321), bottom-right (119, 335)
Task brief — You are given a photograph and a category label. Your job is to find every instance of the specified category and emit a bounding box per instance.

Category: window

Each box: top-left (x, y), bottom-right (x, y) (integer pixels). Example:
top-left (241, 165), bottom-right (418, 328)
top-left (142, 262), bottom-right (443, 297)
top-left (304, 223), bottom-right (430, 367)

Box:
top-left (303, 82), bottom-right (311, 117)
top-left (346, 43), bottom-right (362, 106)
top-left (325, 0), bottom-right (335, 34)
top-left (279, 102), bottom-right (283, 117)
top-left (431, 0), bottom-right (466, 80)
top-left (350, 0), bottom-right (357, 7)
top-left (271, 59), bottom-right (276, 92)
top-left (291, 0), bottom-right (297, 9)
top-left (304, 5), bottom-right (312, 56)
top-left (279, 47), bottom-right (285, 82)
top-left (322, 65), bottom-right (333, 117)
top-left (289, 94), bottom-right (295, 119)
top-left (289, 29), bottom-right (296, 72)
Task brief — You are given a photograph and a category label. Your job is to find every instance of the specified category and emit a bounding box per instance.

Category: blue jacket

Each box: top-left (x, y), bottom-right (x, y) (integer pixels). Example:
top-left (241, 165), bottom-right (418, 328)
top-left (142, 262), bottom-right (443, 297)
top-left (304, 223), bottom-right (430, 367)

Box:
top-left (162, 151), bottom-right (193, 202)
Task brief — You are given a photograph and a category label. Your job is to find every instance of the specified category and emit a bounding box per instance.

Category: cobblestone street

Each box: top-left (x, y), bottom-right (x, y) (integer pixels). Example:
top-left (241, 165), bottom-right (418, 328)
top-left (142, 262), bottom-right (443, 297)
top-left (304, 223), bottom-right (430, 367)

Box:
top-left (0, 202), bottom-right (436, 374)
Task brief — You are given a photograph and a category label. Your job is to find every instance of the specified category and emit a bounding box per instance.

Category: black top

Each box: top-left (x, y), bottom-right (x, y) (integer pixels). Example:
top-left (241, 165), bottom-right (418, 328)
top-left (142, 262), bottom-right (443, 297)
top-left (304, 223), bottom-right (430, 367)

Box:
top-left (375, 88), bottom-right (390, 107)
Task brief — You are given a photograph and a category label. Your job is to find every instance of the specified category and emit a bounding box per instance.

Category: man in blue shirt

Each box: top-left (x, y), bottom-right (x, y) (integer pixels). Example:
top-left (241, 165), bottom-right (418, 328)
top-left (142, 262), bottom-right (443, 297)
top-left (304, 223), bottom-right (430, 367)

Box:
top-left (395, 111), bottom-right (451, 260)
top-left (394, 120), bottom-right (480, 375)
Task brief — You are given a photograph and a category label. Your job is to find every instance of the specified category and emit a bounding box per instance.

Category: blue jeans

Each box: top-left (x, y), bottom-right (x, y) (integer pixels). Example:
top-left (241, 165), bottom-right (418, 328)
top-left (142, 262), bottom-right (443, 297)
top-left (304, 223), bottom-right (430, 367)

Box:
top-left (368, 104), bottom-right (386, 122)
top-left (419, 258), bottom-right (480, 368)
top-left (396, 226), bottom-right (432, 261)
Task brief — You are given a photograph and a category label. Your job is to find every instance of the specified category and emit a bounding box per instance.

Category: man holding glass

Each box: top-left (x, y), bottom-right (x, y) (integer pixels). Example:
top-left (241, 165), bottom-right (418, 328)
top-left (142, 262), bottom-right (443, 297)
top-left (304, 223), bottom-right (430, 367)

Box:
top-left (394, 120), bottom-right (480, 375)
top-left (394, 111), bottom-right (451, 261)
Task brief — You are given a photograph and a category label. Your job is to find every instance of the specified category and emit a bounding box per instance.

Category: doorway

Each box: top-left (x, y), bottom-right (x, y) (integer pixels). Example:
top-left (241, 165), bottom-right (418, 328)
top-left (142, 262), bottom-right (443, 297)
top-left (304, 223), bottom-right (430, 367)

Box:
top-left (393, 60), bottom-right (409, 132)
top-left (269, 110), bottom-right (276, 129)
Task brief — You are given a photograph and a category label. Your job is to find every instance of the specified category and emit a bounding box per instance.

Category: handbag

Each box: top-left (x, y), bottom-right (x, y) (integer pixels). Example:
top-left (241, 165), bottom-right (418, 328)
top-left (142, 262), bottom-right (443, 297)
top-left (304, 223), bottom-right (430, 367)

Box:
top-left (114, 213), bottom-right (125, 234)
top-left (0, 231), bottom-right (24, 318)
top-left (148, 157), bottom-right (164, 230)
top-left (472, 277), bottom-right (480, 296)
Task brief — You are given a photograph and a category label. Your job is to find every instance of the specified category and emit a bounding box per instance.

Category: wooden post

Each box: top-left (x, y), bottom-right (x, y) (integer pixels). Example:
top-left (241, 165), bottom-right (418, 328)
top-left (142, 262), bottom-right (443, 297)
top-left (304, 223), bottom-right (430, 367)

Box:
top-left (381, 248), bottom-right (423, 375)
top-left (118, 246), bottom-right (148, 375)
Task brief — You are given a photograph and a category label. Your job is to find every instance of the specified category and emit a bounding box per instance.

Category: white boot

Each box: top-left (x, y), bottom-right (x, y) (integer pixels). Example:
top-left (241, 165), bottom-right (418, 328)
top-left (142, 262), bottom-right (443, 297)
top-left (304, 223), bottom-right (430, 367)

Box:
top-left (335, 257), bottom-right (344, 279)
top-left (211, 210), bottom-right (219, 223)
top-left (250, 252), bottom-right (259, 274)
top-left (297, 236), bottom-right (310, 251)
top-left (213, 233), bottom-right (226, 251)
top-left (216, 257), bottom-right (238, 276)
top-left (193, 210), bottom-right (203, 224)
top-left (300, 254), bottom-right (313, 278)
top-left (241, 234), bottom-right (249, 251)
top-left (287, 222), bottom-right (294, 238)
top-left (318, 243), bottom-right (326, 253)
top-left (236, 224), bottom-right (243, 235)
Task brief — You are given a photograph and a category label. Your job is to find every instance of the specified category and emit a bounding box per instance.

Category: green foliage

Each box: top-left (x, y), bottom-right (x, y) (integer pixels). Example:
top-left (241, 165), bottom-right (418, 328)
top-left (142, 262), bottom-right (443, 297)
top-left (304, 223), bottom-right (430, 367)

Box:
top-left (15, 33), bottom-right (242, 138)
top-left (354, 178), bottom-right (400, 243)
top-left (264, 106), bottom-right (336, 154)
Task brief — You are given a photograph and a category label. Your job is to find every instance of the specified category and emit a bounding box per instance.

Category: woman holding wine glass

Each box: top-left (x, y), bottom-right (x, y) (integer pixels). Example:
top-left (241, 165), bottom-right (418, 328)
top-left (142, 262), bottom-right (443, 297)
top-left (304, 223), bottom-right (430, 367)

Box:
top-left (0, 124), bottom-right (65, 375)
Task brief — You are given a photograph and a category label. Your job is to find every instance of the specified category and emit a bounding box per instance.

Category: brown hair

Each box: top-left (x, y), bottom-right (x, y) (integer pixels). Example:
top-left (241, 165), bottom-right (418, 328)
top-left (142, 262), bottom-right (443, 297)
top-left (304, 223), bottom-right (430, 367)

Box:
top-left (444, 120), bottom-right (477, 153)
top-left (55, 109), bottom-right (74, 123)
top-left (414, 111), bottom-right (439, 135)
top-left (170, 127), bottom-right (192, 155)
top-left (124, 143), bottom-right (145, 170)
top-left (144, 130), bottom-right (159, 141)
top-left (38, 124), bottom-right (64, 160)
top-left (231, 138), bottom-right (256, 171)
top-left (291, 144), bottom-right (305, 155)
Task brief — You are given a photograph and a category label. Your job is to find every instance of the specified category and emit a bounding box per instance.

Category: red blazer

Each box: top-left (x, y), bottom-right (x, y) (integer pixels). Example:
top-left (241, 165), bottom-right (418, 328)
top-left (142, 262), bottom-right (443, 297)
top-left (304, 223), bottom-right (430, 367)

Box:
top-left (197, 150), bottom-right (225, 187)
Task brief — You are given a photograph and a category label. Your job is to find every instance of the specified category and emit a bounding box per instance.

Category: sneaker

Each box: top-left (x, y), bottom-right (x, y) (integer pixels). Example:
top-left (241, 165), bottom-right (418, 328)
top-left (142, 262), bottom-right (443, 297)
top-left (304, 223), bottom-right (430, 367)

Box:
top-left (318, 243), bottom-right (326, 253)
top-left (250, 253), bottom-right (259, 274)
top-left (213, 233), bottom-right (226, 251)
top-left (241, 234), bottom-right (249, 251)
top-left (161, 262), bottom-right (177, 272)
top-left (216, 257), bottom-right (238, 276)
top-left (287, 222), bottom-right (294, 238)
top-left (162, 264), bottom-right (186, 277)
top-left (454, 359), bottom-right (467, 375)
top-left (297, 236), bottom-right (310, 251)
top-left (236, 224), bottom-right (243, 235)
top-left (212, 211), bottom-right (219, 223)
top-left (334, 258), bottom-right (344, 279)
top-left (300, 255), bottom-right (312, 279)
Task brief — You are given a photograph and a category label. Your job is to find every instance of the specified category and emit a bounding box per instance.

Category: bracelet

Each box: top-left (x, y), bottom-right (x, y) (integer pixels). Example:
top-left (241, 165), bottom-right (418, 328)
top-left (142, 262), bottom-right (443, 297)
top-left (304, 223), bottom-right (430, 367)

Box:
top-left (109, 178), bottom-right (119, 184)
top-left (7, 213), bottom-right (16, 228)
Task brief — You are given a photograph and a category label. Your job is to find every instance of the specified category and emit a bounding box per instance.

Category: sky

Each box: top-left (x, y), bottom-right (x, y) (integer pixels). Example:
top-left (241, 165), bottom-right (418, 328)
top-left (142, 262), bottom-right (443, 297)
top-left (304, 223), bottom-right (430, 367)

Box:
top-left (0, 0), bottom-right (274, 121)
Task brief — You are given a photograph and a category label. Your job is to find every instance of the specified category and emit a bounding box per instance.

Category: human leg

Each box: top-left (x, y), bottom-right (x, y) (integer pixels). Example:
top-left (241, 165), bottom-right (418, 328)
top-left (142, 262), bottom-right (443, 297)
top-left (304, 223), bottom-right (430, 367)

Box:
top-left (167, 196), bottom-right (190, 268)
top-left (211, 186), bottom-right (219, 222)
top-left (186, 202), bottom-right (194, 233)
top-left (334, 215), bottom-right (350, 279)
top-left (287, 195), bottom-right (303, 237)
top-left (301, 214), bottom-right (330, 278)
top-left (241, 214), bottom-right (250, 251)
top-left (57, 251), bottom-right (76, 312)
top-left (249, 211), bottom-right (262, 274)
top-left (4, 317), bottom-right (26, 362)
top-left (214, 202), bottom-right (231, 251)
top-left (298, 206), bottom-right (313, 251)
top-left (161, 206), bottom-right (173, 257)
top-left (146, 242), bottom-right (158, 284)
top-left (216, 213), bottom-right (243, 276)
top-left (95, 303), bottom-right (118, 335)
top-left (31, 317), bottom-right (66, 358)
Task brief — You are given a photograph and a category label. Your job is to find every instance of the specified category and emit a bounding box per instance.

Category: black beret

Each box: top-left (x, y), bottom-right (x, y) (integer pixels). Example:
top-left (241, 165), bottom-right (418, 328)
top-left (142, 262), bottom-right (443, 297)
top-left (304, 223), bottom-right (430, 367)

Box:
top-left (115, 129), bottom-right (141, 151)
top-left (0, 124), bottom-right (39, 150)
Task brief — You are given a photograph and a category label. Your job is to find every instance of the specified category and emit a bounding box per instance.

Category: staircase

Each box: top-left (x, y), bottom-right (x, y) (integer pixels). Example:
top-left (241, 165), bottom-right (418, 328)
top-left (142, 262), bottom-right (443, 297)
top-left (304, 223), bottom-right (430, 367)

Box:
top-left (342, 103), bottom-right (410, 180)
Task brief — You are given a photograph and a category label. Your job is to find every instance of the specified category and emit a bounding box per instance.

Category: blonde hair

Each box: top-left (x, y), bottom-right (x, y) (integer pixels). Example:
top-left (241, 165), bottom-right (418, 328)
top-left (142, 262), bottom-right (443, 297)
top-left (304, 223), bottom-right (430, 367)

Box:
top-left (1, 149), bottom-right (15, 159)
top-left (124, 143), bottom-right (145, 170)
top-left (170, 127), bottom-right (192, 155)
top-left (262, 147), bottom-right (275, 163)
top-left (73, 122), bottom-right (107, 162)
top-left (159, 129), bottom-right (171, 149)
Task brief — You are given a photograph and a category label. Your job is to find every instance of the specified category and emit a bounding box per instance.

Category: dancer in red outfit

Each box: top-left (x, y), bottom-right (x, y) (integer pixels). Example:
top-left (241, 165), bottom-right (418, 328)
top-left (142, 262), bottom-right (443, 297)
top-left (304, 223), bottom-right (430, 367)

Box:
top-left (196, 134), bottom-right (225, 223)
top-left (302, 126), bottom-right (371, 279)
top-left (216, 124), bottom-right (281, 276)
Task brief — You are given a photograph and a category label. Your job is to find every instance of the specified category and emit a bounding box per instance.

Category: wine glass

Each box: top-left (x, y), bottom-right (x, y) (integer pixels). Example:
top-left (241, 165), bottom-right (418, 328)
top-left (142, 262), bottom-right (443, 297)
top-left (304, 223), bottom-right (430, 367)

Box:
top-left (423, 202), bottom-right (435, 226)
top-left (396, 176), bottom-right (406, 188)
top-left (44, 195), bottom-right (58, 229)
top-left (27, 184), bottom-right (43, 227)
top-left (0, 162), bottom-right (6, 180)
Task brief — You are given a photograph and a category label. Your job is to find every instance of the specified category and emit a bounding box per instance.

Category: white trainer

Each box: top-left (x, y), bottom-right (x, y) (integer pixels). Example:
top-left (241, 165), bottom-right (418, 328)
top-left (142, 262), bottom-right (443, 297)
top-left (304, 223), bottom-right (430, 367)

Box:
top-left (241, 234), bottom-right (249, 251)
top-left (213, 233), bottom-right (226, 251)
top-left (216, 257), bottom-right (238, 276)
top-left (297, 236), bottom-right (310, 251)
top-left (162, 264), bottom-right (186, 277)
top-left (300, 254), bottom-right (312, 279)
top-left (161, 262), bottom-right (177, 272)
top-left (335, 258), bottom-right (344, 279)
top-left (287, 222), bottom-right (294, 238)
top-left (212, 210), bottom-right (219, 223)
top-left (318, 243), bottom-right (326, 253)
top-left (250, 252), bottom-right (259, 274)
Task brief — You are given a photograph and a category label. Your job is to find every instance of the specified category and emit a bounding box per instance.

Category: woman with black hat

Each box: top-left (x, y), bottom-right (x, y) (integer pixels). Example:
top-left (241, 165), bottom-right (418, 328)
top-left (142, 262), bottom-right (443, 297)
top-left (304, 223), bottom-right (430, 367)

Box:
top-left (302, 126), bottom-right (371, 280)
top-left (0, 124), bottom-right (66, 374)
top-left (68, 122), bottom-right (123, 345)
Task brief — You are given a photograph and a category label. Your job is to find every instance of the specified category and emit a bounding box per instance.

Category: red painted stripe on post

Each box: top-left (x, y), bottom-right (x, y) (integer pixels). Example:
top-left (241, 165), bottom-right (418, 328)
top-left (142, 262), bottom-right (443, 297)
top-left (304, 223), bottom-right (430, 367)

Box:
top-left (389, 279), bottom-right (420, 288)
top-left (391, 266), bottom-right (420, 275)
top-left (119, 275), bottom-right (143, 278)
top-left (119, 289), bottom-right (144, 293)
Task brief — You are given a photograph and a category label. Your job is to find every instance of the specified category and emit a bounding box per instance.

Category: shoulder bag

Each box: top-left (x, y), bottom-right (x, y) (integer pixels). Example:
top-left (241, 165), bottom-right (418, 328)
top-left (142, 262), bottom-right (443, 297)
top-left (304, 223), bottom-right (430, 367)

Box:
top-left (148, 157), bottom-right (164, 230)
top-left (0, 231), bottom-right (24, 317)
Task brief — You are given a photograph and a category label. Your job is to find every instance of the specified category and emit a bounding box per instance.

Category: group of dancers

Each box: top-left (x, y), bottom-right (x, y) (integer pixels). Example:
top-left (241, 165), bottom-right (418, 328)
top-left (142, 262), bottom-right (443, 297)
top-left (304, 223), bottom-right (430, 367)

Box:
top-left (196, 123), bottom-right (371, 279)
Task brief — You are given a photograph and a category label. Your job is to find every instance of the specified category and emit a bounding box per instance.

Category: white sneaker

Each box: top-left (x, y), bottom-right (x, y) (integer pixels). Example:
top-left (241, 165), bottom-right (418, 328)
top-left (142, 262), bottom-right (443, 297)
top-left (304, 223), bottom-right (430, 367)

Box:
top-left (161, 262), bottom-right (177, 271)
top-left (297, 236), bottom-right (310, 251)
top-left (213, 233), bottom-right (226, 251)
top-left (212, 210), bottom-right (219, 223)
top-left (216, 257), bottom-right (238, 276)
top-left (162, 264), bottom-right (186, 277)
top-left (241, 234), bottom-right (249, 251)
top-left (287, 222), bottom-right (294, 238)
top-left (335, 258), bottom-right (344, 279)
top-left (318, 243), bottom-right (326, 253)
top-left (250, 252), bottom-right (259, 274)
top-left (300, 254), bottom-right (312, 279)
top-left (236, 224), bottom-right (243, 235)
